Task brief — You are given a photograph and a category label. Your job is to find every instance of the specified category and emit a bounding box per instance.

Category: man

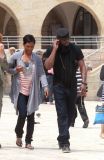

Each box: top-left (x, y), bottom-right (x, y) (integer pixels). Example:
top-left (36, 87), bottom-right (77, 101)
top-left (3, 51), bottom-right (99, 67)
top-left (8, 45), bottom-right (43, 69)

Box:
top-left (43, 28), bottom-right (87, 153)
top-left (8, 34), bottom-right (48, 149)
top-left (0, 33), bottom-right (8, 148)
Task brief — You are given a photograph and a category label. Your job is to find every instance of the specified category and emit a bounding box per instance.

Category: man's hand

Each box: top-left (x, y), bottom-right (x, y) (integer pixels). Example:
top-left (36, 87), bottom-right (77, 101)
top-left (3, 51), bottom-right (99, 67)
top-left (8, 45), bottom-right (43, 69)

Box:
top-left (52, 39), bottom-right (60, 50)
top-left (44, 39), bottom-right (59, 70)
top-left (80, 84), bottom-right (87, 96)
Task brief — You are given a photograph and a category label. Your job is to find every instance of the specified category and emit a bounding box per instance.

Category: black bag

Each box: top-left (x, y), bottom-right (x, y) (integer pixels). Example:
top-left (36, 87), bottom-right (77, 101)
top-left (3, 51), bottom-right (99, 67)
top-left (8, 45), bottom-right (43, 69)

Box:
top-left (97, 84), bottom-right (103, 97)
top-left (100, 65), bottom-right (104, 81)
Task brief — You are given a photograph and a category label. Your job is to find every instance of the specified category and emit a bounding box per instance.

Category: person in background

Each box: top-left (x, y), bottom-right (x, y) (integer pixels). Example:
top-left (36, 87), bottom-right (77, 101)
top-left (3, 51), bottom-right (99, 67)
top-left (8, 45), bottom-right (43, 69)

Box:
top-left (99, 65), bottom-right (104, 138)
top-left (8, 34), bottom-right (48, 149)
top-left (42, 67), bottom-right (54, 104)
top-left (8, 47), bottom-right (16, 103)
top-left (74, 65), bottom-right (92, 128)
top-left (0, 33), bottom-right (8, 148)
top-left (9, 47), bottom-right (16, 55)
top-left (43, 28), bottom-right (87, 153)
top-left (47, 67), bottom-right (54, 105)
top-left (71, 68), bottom-right (89, 128)
top-left (100, 124), bottom-right (104, 138)
top-left (100, 84), bottom-right (104, 138)
top-left (42, 53), bottom-right (54, 104)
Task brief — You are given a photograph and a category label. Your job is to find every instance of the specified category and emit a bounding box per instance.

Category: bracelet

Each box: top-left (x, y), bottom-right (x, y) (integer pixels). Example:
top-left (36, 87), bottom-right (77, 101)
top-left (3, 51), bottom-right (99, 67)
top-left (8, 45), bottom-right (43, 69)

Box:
top-left (82, 82), bottom-right (87, 85)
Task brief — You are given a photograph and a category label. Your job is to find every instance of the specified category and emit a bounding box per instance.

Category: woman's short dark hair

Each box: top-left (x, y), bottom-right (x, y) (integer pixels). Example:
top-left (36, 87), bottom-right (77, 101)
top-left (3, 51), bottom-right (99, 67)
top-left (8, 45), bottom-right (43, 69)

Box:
top-left (23, 34), bottom-right (36, 44)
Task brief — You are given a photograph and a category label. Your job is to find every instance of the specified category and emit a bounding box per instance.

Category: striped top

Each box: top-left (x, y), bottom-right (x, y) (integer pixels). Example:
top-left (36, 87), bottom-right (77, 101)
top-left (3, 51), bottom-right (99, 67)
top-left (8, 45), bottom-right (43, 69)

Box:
top-left (76, 70), bottom-right (88, 93)
top-left (101, 83), bottom-right (104, 101)
top-left (19, 62), bottom-right (35, 96)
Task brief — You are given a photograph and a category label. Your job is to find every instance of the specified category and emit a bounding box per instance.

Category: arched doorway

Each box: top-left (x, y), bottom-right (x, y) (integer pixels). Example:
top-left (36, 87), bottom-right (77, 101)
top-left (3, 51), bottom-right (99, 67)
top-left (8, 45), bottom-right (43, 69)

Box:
top-left (0, 5), bottom-right (19, 48)
top-left (41, 2), bottom-right (99, 49)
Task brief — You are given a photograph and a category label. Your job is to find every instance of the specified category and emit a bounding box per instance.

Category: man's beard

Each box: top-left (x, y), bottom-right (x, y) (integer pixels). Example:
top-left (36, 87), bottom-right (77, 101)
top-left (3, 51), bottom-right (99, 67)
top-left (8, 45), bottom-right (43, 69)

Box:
top-left (59, 44), bottom-right (70, 55)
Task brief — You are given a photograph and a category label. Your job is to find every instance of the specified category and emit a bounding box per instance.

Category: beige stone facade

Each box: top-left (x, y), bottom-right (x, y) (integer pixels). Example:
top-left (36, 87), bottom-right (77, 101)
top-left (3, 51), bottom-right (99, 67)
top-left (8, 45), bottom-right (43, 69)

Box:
top-left (0, 0), bottom-right (103, 37)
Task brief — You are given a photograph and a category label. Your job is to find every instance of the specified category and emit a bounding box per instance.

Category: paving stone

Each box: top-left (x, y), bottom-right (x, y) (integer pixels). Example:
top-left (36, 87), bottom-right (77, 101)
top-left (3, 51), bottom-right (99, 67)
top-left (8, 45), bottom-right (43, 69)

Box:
top-left (0, 96), bottom-right (104, 160)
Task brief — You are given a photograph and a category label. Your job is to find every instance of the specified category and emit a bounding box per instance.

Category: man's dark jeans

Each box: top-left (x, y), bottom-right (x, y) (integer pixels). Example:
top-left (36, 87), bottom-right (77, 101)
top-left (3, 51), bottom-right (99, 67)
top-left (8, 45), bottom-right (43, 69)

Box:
top-left (53, 84), bottom-right (77, 146)
top-left (15, 93), bottom-right (35, 144)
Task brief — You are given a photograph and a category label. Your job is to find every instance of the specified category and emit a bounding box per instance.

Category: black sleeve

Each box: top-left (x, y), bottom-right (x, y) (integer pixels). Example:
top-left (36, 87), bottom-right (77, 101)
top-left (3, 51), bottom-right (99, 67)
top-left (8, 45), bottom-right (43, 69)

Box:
top-left (42, 46), bottom-right (52, 62)
top-left (75, 45), bottom-right (84, 61)
top-left (97, 84), bottom-right (103, 97)
top-left (100, 65), bottom-right (104, 81)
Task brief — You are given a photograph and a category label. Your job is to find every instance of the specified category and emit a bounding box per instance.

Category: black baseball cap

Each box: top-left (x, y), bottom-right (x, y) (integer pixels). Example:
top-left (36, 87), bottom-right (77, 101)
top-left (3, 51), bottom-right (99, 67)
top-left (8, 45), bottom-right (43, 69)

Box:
top-left (56, 28), bottom-right (69, 39)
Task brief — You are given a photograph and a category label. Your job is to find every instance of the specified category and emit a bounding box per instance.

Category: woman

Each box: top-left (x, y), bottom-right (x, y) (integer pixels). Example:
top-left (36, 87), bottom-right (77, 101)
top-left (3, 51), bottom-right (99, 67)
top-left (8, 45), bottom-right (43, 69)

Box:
top-left (100, 84), bottom-right (104, 138)
top-left (8, 34), bottom-right (48, 149)
top-left (0, 33), bottom-right (8, 148)
top-left (99, 65), bottom-right (104, 138)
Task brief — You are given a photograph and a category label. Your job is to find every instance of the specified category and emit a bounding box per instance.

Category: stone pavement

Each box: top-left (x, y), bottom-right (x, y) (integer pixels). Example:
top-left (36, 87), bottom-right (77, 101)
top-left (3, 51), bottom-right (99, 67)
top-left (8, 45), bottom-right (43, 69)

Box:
top-left (0, 96), bottom-right (104, 160)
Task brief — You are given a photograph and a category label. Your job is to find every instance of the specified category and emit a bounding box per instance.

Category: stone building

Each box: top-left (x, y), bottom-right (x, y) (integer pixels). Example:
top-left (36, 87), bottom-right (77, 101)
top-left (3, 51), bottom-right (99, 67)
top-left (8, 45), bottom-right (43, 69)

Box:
top-left (0, 0), bottom-right (103, 42)
top-left (0, 0), bottom-right (104, 100)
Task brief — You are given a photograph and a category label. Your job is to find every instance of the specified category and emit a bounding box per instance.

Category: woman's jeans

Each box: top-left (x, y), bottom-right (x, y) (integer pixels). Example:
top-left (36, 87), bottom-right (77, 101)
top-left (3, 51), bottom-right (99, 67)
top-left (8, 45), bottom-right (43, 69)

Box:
top-left (15, 93), bottom-right (35, 144)
top-left (53, 84), bottom-right (77, 146)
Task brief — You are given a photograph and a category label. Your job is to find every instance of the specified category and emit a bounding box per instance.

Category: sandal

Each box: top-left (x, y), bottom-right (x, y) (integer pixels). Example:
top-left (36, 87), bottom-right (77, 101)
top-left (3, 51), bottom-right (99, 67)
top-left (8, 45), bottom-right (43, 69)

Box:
top-left (100, 133), bottom-right (104, 139)
top-left (25, 144), bottom-right (34, 150)
top-left (16, 138), bottom-right (22, 147)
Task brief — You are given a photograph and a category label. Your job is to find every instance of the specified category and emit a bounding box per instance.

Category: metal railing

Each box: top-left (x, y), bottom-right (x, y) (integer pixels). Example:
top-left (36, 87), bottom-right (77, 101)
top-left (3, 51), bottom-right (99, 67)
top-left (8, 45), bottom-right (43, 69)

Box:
top-left (3, 35), bottom-right (104, 49)
top-left (85, 47), bottom-right (104, 59)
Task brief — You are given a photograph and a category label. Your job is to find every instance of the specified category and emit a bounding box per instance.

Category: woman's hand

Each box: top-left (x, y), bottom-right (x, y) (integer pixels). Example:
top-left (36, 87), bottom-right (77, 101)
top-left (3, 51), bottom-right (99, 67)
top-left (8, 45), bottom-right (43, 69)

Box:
top-left (44, 87), bottom-right (49, 98)
top-left (16, 66), bottom-right (24, 73)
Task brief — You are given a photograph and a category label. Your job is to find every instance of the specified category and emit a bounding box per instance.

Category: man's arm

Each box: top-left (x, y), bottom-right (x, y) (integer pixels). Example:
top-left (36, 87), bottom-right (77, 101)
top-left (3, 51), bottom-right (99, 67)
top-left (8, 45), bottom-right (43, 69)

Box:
top-left (44, 40), bottom-right (59, 70)
top-left (78, 59), bottom-right (87, 84)
top-left (78, 59), bottom-right (87, 96)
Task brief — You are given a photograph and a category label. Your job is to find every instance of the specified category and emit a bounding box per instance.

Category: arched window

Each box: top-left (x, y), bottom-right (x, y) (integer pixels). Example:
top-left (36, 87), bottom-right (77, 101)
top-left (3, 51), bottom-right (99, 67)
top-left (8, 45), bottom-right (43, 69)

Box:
top-left (0, 6), bottom-right (18, 48)
top-left (73, 7), bottom-right (98, 36)
top-left (73, 7), bottom-right (98, 48)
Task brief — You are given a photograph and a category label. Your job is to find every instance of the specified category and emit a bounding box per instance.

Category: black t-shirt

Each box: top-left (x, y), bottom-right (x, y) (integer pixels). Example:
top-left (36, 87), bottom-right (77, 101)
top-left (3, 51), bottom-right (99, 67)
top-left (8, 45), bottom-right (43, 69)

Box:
top-left (43, 43), bottom-right (84, 88)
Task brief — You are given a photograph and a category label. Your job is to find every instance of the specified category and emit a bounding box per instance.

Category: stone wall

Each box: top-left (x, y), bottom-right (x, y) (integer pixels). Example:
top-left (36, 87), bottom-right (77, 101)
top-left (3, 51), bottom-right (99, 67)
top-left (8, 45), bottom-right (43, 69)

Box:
top-left (0, 0), bottom-right (104, 36)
